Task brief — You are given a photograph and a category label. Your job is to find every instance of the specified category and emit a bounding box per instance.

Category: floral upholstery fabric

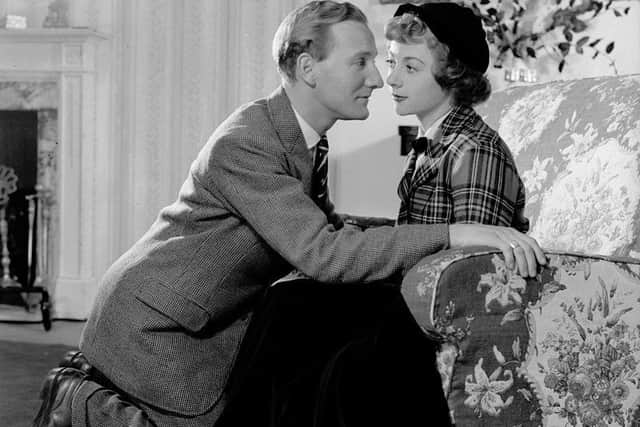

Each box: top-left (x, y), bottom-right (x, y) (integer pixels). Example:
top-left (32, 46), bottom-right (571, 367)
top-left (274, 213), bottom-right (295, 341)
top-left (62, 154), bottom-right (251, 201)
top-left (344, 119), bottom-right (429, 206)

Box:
top-left (402, 247), bottom-right (640, 426)
top-left (402, 75), bottom-right (640, 426)
top-left (475, 74), bottom-right (640, 257)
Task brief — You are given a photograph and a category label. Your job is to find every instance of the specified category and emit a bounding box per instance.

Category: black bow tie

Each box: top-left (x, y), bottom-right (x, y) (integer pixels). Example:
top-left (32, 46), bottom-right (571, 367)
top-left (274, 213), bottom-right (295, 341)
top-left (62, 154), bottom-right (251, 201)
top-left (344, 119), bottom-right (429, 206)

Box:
top-left (411, 137), bottom-right (434, 154)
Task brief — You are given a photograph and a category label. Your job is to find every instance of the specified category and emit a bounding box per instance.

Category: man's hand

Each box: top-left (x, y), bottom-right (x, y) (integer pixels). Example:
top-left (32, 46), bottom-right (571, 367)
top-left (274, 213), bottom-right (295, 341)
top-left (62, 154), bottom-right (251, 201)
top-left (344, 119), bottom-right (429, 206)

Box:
top-left (449, 223), bottom-right (546, 277)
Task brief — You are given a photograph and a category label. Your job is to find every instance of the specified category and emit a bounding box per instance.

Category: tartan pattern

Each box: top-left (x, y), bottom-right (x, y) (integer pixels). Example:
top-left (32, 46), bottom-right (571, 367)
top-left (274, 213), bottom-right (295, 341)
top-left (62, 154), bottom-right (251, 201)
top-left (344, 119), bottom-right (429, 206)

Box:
top-left (397, 105), bottom-right (529, 232)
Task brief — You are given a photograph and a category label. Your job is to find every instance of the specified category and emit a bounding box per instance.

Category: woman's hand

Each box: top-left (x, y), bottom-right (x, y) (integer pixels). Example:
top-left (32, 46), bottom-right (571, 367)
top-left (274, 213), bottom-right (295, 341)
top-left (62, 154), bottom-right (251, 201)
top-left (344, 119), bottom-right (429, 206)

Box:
top-left (448, 223), bottom-right (546, 277)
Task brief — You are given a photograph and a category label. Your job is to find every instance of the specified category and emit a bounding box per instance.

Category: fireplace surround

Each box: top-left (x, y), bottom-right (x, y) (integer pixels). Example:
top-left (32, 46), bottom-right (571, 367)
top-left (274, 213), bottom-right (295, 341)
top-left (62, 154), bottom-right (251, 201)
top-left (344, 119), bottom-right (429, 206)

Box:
top-left (0, 28), bottom-right (107, 320)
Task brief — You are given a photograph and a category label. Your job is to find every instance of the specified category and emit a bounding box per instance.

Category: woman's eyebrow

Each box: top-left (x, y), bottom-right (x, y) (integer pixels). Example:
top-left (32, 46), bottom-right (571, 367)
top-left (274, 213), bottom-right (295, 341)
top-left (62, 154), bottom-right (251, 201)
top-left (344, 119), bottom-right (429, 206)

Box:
top-left (400, 55), bottom-right (426, 65)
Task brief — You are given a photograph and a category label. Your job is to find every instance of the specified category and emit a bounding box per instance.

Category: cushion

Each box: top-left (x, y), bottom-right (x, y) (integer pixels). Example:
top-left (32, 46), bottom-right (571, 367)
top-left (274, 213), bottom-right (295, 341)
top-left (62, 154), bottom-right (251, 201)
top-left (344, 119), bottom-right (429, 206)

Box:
top-left (402, 247), bottom-right (640, 426)
top-left (475, 74), bottom-right (640, 257)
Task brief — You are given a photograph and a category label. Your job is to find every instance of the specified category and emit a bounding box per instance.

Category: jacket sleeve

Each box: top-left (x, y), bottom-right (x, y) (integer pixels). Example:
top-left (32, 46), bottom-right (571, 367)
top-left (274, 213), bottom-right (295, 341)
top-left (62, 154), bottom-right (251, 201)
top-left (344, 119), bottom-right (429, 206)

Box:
top-left (203, 134), bottom-right (450, 283)
top-left (322, 190), bottom-right (344, 229)
top-left (448, 135), bottom-right (524, 228)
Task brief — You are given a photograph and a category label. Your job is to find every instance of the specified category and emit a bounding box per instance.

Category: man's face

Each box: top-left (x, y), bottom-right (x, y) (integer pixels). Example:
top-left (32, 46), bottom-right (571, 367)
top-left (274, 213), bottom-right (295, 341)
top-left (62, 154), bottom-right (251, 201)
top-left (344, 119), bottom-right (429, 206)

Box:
top-left (385, 40), bottom-right (449, 122)
top-left (312, 21), bottom-right (383, 121)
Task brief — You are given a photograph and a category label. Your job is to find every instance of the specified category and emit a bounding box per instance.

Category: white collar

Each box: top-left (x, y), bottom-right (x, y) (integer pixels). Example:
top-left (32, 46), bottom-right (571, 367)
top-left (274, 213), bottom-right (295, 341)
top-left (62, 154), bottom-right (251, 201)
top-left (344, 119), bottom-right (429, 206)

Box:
top-left (418, 108), bottom-right (452, 139)
top-left (292, 106), bottom-right (322, 149)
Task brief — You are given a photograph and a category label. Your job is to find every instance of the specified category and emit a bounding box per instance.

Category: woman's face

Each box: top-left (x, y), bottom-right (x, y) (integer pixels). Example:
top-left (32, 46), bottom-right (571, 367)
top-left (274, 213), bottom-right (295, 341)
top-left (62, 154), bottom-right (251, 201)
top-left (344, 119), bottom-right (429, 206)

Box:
top-left (385, 40), bottom-right (450, 123)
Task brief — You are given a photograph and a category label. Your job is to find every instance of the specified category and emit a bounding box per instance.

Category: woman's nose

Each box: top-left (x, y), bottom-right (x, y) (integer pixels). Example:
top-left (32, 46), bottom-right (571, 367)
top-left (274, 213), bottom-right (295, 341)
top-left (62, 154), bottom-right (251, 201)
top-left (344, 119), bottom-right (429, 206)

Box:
top-left (386, 69), bottom-right (399, 87)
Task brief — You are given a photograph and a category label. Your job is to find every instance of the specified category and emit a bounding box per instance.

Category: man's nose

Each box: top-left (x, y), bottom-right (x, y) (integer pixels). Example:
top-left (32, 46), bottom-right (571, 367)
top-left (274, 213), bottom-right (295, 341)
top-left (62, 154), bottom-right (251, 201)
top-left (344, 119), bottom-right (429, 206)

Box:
top-left (367, 64), bottom-right (384, 89)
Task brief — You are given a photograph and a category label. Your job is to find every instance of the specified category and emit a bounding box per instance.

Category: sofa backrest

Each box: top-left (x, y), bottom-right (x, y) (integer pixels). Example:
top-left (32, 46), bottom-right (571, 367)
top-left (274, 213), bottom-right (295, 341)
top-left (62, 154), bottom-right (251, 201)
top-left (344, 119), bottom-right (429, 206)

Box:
top-left (475, 74), bottom-right (640, 258)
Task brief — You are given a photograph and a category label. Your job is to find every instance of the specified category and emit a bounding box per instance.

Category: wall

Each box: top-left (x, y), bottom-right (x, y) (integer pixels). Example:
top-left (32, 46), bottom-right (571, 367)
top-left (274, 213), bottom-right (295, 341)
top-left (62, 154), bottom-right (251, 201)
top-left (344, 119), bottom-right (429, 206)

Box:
top-left (329, 0), bottom-right (640, 218)
top-left (105, 0), bottom-right (308, 261)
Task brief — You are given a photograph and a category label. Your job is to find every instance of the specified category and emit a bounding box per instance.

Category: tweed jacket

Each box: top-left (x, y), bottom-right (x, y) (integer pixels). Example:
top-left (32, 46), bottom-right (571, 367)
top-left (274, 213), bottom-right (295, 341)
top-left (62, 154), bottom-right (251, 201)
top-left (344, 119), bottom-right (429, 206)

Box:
top-left (79, 87), bottom-right (451, 419)
top-left (397, 105), bottom-right (529, 233)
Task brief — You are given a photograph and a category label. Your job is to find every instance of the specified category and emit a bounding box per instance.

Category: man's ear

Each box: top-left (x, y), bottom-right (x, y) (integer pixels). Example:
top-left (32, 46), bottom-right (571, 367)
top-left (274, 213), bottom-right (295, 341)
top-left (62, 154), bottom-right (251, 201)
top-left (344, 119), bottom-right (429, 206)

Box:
top-left (296, 53), bottom-right (317, 87)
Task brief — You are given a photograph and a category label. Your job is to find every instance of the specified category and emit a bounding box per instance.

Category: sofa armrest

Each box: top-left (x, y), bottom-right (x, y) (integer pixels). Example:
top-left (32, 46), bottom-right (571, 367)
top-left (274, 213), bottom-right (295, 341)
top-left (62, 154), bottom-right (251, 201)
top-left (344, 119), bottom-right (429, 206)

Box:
top-left (401, 248), bottom-right (640, 426)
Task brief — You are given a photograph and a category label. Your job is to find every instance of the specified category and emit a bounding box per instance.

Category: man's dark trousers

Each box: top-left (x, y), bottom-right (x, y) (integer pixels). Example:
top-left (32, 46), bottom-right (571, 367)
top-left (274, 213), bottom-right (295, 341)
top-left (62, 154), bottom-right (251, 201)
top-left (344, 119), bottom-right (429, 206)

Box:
top-left (217, 279), bottom-right (452, 426)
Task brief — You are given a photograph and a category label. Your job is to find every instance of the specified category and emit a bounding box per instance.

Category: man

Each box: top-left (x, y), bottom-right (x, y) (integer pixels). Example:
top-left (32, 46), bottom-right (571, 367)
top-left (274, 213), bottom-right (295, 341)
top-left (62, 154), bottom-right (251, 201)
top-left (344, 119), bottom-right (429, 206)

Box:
top-left (35, 2), bottom-right (545, 426)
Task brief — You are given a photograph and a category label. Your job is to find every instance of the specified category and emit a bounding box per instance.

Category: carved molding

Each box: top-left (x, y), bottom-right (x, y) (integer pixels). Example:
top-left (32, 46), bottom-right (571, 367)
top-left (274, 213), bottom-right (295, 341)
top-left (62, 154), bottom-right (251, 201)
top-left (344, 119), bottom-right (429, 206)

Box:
top-left (0, 28), bottom-right (107, 43)
top-left (0, 36), bottom-right (103, 319)
top-left (0, 81), bottom-right (57, 109)
top-left (58, 74), bottom-right (83, 278)
top-left (63, 44), bottom-right (83, 67)
top-left (0, 23), bottom-right (107, 318)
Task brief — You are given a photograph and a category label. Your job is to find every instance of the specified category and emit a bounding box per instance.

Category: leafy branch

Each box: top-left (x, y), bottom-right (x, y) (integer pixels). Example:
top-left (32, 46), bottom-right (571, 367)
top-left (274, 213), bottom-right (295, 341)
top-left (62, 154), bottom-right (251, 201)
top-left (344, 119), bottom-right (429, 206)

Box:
top-left (464, 0), bottom-right (631, 72)
top-left (555, 35), bottom-right (618, 73)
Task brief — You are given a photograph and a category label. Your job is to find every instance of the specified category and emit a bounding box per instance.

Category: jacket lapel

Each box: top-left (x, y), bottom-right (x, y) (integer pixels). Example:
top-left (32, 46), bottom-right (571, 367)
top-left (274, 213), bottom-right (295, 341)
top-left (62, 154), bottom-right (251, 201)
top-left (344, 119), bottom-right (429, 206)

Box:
top-left (408, 132), bottom-right (444, 194)
top-left (267, 87), bottom-right (314, 193)
top-left (397, 151), bottom-right (418, 223)
top-left (408, 106), bottom-right (476, 193)
top-left (397, 152), bottom-right (417, 201)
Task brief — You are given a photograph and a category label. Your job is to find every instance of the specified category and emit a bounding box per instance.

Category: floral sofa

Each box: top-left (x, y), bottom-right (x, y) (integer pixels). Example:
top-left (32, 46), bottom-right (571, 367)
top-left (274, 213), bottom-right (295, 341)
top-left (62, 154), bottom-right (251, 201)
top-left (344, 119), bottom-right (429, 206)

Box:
top-left (401, 74), bottom-right (640, 426)
top-left (479, 74), bottom-right (640, 257)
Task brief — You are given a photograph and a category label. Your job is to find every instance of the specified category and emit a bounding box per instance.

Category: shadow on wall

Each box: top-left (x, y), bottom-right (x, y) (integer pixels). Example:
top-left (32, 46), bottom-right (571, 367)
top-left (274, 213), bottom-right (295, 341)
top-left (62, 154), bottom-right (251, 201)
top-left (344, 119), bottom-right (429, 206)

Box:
top-left (332, 134), bottom-right (407, 219)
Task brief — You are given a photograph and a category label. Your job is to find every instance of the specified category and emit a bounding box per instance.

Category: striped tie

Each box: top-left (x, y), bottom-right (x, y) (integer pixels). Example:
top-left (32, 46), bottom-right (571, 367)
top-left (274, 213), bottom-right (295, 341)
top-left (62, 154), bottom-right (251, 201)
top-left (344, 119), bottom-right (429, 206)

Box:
top-left (312, 136), bottom-right (329, 207)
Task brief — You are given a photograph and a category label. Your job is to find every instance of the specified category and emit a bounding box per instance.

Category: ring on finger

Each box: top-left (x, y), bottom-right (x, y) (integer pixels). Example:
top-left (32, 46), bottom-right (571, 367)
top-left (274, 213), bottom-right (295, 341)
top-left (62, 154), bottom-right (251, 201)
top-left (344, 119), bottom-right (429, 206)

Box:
top-left (509, 241), bottom-right (521, 250)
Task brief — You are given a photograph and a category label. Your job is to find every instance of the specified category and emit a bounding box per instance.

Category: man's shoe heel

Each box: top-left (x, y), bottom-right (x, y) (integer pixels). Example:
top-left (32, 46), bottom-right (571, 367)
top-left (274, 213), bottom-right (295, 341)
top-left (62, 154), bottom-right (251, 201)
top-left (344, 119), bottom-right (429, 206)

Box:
top-left (59, 351), bottom-right (93, 374)
top-left (33, 367), bottom-right (86, 427)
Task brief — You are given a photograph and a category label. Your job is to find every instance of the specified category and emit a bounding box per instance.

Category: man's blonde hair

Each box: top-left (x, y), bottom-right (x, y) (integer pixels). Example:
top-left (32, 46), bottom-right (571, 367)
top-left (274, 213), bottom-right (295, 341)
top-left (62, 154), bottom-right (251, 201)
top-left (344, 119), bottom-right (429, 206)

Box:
top-left (272, 1), bottom-right (368, 82)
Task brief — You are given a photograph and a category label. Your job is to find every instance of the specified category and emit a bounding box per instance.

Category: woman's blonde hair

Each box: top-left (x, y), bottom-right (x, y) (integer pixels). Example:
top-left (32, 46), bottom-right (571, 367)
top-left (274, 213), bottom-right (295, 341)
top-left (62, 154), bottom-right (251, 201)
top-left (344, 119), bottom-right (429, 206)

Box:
top-left (385, 13), bottom-right (491, 107)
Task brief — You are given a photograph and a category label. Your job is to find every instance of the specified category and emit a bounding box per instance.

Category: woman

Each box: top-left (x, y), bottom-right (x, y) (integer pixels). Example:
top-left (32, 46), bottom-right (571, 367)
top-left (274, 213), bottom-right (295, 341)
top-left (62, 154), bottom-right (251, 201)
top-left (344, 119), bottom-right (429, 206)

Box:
top-left (385, 2), bottom-right (529, 232)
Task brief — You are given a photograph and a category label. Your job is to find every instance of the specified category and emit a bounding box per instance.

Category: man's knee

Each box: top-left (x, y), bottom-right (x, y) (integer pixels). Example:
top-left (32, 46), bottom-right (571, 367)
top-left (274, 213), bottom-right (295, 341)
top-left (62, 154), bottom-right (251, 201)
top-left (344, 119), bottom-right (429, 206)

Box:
top-left (78, 386), bottom-right (156, 427)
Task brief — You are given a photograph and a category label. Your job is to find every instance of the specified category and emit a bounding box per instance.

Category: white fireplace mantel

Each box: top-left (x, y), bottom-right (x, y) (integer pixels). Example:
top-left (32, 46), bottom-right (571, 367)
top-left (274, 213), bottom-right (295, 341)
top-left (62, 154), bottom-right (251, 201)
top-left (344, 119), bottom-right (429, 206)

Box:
top-left (0, 28), bottom-right (107, 75)
top-left (0, 28), bottom-right (107, 42)
top-left (0, 28), bottom-right (109, 319)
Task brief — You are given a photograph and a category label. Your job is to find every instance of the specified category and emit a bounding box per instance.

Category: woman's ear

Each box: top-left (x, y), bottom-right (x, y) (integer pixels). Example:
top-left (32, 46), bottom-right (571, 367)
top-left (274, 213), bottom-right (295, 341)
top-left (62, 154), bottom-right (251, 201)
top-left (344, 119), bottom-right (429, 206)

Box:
top-left (296, 53), bottom-right (317, 88)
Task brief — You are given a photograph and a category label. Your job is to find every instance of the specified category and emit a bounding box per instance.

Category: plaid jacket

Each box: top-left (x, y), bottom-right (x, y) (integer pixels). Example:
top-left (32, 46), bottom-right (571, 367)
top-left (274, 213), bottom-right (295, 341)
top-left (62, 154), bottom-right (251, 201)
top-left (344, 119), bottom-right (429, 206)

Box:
top-left (397, 105), bottom-right (529, 232)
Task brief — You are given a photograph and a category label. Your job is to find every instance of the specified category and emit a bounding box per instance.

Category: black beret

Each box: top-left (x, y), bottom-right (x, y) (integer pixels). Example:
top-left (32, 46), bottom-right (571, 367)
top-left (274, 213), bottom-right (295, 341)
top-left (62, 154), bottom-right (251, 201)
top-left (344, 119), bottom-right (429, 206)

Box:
top-left (393, 2), bottom-right (489, 73)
